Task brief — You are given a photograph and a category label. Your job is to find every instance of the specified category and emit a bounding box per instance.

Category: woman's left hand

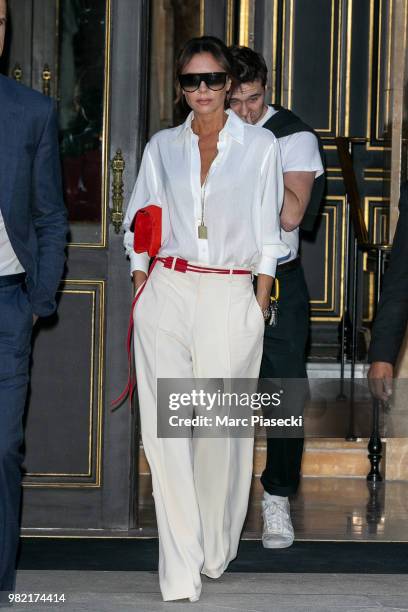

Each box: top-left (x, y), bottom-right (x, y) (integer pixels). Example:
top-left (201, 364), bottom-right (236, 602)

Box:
top-left (256, 273), bottom-right (274, 319)
top-left (256, 294), bottom-right (270, 314)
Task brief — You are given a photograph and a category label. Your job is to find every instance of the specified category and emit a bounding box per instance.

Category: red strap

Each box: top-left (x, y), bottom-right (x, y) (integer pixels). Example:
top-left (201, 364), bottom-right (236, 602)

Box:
top-left (110, 257), bottom-right (159, 410)
top-left (157, 256), bottom-right (251, 275)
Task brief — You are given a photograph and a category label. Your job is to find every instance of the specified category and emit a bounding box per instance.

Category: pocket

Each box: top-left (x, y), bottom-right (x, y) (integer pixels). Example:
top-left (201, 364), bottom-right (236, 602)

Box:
top-left (132, 280), bottom-right (149, 323)
top-left (20, 282), bottom-right (33, 315)
top-left (0, 285), bottom-right (32, 377)
top-left (252, 292), bottom-right (266, 328)
top-left (17, 285), bottom-right (34, 341)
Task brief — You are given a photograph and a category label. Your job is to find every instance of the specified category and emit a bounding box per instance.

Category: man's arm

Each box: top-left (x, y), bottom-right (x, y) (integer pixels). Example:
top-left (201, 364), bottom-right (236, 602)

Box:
top-left (30, 100), bottom-right (68, 318)
top-left (278, 131), bottom-right (324, 232)
top-left (368, 182), bottom-right (408, 398)
top-left (280, 171), bottom-right (315, 231)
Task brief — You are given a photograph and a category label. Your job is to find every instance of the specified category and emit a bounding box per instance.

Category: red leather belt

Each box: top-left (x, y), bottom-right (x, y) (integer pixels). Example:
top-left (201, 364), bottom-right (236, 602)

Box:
top-left (156, 256), bottom-right (252, 275)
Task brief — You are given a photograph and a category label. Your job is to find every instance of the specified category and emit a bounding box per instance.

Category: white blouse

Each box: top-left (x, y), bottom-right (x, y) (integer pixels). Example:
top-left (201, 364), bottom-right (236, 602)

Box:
top-left (123, 108), bottom-right (289, 277)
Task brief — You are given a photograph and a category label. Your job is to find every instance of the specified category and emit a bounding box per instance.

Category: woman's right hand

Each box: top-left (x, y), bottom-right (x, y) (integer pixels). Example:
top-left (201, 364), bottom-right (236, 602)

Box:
top-left (133, 270), bottom-right (148, 296)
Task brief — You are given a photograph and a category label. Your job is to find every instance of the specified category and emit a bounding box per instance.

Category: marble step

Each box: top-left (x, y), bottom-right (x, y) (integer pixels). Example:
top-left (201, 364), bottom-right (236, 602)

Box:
top-left (138, 438), bottom-right (373, 507)
top-left (139, 476), bottom-right (406, 540)
top-left (138, 439), bottom-right (371, 478)
top-left (299, 438), bottom-right (371, 477)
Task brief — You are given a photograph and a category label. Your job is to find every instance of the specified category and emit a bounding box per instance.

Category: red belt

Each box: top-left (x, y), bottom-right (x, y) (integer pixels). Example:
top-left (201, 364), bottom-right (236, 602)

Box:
top-left (111, 256), bottom-right (252, 409)
top-left (156, 256), bottom-right (252, 275)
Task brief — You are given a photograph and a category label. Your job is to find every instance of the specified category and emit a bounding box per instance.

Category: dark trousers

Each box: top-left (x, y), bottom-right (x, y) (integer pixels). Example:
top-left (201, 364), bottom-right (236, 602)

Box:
top-left (0, 281), bottom-right (32, 593)
top-left (259, 264), bottom-right (309, 497)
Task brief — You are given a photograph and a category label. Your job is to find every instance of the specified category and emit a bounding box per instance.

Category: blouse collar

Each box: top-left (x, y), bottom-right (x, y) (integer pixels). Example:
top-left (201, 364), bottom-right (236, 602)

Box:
top-left (177, 108), bottom-right (245, 145)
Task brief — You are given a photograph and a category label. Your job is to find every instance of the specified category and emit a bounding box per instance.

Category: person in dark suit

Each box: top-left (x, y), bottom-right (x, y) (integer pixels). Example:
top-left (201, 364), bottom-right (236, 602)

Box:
top-left (368, 182), bottom-right (408, 400)
top-left (0, 0), bottom-right (67, 597)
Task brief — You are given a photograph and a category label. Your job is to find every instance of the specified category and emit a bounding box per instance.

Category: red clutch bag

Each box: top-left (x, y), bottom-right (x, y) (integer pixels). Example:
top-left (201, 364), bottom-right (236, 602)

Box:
top-left (130, 204), bottom-right (162, 257)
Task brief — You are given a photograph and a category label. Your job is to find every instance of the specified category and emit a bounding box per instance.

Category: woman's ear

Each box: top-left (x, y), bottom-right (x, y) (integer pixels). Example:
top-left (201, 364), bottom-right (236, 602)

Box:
top-left (225, 87), bottom-right (232, 109)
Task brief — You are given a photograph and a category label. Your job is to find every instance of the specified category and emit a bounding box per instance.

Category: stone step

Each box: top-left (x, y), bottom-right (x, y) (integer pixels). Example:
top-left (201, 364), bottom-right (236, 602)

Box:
top-left (138, 437), bottom-right (373, 507)
top-left (301, 438), bottom-right (371, 478)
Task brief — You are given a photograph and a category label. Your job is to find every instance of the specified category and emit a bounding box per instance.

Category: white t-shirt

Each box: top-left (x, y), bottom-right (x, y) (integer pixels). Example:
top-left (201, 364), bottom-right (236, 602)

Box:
top-left (257, 105), bottom-right (324, 263)
top-left (0, 208), bottom-right (24, 276)
top-left (124, 109), bottom-right (289, 277)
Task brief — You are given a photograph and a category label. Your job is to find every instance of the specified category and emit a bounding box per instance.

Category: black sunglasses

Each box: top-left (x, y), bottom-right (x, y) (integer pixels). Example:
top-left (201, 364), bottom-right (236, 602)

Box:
top-left (178, 72), bottom-right (228, 92)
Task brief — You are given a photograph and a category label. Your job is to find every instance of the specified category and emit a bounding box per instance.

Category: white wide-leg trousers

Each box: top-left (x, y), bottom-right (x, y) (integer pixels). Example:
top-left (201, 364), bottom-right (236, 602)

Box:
top-left (133, 261), bottom-right (264, 601)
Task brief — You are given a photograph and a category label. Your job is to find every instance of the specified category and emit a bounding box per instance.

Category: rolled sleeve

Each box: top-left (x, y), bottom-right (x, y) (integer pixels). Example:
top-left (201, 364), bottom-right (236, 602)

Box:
top-left (129, 251), bottom-right (150, 276)
top-left (255, 140), bottom-right (290, 277)
top-left (255, 255), bottom-right (277, 277)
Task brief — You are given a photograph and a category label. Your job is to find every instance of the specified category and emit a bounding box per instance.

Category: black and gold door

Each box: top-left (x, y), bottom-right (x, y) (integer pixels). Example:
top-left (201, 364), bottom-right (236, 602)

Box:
top-left (2, 0), bottom-right (150, 533)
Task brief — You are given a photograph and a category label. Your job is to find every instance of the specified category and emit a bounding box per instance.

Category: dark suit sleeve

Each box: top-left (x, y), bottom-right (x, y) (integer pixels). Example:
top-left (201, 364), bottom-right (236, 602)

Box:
top-left (368, 182), bottom-right (408, 364)
top-left (30, 100), bottom-right (68, 317)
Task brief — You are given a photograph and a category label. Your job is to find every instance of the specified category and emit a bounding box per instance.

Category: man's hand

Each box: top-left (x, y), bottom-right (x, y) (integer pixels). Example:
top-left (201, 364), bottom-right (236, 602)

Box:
top-left (367, 361), bottom-right (393, 401)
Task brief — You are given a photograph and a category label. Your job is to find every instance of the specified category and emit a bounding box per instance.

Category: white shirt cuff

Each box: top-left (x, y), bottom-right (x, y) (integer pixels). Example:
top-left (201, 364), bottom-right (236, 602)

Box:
top-left (254, 255), bottom-right (277, 278)
top-left (130, 251), bottom-right (150, 276)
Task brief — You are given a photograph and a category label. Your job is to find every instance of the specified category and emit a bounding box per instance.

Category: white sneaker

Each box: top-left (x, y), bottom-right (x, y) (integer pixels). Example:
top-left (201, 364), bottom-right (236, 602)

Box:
top-left (262, 495), bottom-right (294, 548)
top-left (189, 594), bottom-right (200, 603)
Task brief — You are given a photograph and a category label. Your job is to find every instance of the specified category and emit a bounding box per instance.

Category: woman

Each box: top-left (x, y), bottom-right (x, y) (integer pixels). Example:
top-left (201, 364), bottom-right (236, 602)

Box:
top-left (123, 36), bottom-right (288, 602)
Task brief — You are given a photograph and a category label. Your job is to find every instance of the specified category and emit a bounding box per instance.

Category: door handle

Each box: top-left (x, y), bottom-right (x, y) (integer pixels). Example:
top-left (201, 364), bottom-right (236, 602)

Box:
top-left (110, 149), bottom-right (126, 233)
top-left (42, 64), bottom-right (52, 96)
top-left (12, 63), bottom-right (22, 82)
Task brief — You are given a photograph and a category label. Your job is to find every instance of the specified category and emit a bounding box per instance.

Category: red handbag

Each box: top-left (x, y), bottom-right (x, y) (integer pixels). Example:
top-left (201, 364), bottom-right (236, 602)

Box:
top-left (130, 204), bottom-right (162, 257)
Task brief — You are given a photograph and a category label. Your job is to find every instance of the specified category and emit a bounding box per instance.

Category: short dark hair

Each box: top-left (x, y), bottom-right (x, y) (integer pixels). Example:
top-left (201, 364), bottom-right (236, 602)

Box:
top-left (229, 45), bottom-right (268, 87)
top-left (175, 36), bottom-right (233, 102)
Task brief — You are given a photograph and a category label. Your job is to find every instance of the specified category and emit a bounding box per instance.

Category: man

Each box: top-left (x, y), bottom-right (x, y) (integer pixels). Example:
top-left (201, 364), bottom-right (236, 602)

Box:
top-left (368, 182), bottom-right (408, 400)
top-left (0, 0), bottom-right (67, 597)
top-left (229, 46), bottom-right (324, 548)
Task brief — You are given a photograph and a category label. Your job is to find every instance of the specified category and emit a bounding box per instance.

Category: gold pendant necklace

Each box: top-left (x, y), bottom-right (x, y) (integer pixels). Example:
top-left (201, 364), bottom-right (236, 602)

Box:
top-left (198, 170), bottom-right (209, 239)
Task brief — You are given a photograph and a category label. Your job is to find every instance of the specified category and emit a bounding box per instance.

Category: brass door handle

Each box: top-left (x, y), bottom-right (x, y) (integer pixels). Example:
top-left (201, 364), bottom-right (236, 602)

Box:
top-left (12, 63), bottom-right (23, 82)
top-left (110, 149), bottom-right (125, 233)
top-left (42, 64), bottom-right (52, 96)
